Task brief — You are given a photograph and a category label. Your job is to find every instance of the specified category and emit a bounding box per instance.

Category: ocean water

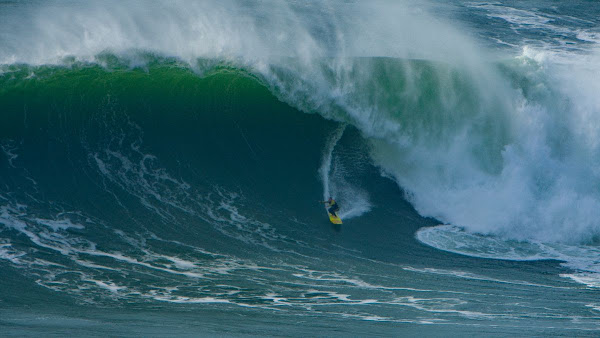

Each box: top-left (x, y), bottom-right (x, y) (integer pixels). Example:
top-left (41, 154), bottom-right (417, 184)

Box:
top-left (1, 0), bottom-right (600, 336)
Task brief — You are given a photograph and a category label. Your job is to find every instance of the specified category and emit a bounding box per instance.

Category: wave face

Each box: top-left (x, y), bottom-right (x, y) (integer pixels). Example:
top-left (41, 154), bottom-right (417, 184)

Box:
top-left (2, 0), bottom-right (599, 244)
top-left (2, 0), bottom-right (600, 335)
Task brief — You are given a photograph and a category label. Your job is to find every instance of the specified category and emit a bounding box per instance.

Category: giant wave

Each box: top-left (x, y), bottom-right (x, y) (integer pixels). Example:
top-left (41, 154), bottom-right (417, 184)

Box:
top-left (2, 2), bottom-right (600, 333)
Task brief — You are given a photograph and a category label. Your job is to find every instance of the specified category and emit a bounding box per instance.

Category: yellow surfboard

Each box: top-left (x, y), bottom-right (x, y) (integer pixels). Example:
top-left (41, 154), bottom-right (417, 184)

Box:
top-left (327, 209), bottom-right (342, 224)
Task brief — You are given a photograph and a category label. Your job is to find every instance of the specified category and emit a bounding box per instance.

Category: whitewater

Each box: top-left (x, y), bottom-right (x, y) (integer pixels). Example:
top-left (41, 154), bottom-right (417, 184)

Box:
top-left (1, 0), bottom-right (600, 335)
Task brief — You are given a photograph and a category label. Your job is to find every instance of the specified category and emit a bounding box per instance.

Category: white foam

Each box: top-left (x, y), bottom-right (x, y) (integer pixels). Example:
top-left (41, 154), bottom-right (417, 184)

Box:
top-left (152, 295), bottom-right (231, 304)
top-left (560, 273), bottom-right (600, 289)
top-left (95, 141), bottom-right (295, 251)
top-left (391, 296), bottom-right (504, 319)
top-left (466, 2), bottom-right (599, 51)
top-left (417, 225), bottom-right (600, 288)
top-left (79, 250), bottom-right (206, 278)
top-left (0, 141), bottom-right (19, 168)
top-left (477, 4), bottom-right (553, 29)
top-left (84, 279), bottom-right (127, 293)
top-left (585, 304), bottom-right (600, 312)
top-left (90, 142), bottom-right (196, 223)
top-left (204, 188), bottom-right (298, 250)
top-left (262, 293), bottom-right (290, 306)
top-left (292, 267), bottom-right (434, 292)
top-left (158, 255), bottom-right (197, 270)
top-left (403, 265), bottom-right (569, 289)
top-left (0, 205), bottom-right (28, 232)
top-left (74, 259), bottom-right (119, 271)
top-left (576, 31), bottom-right (600, 44)
top-left (0, 243), bottom-right (26, 265)
top-left (336, 312), bottom-right (392, 322)
top-left (35, 218), bottom-right (85, 231)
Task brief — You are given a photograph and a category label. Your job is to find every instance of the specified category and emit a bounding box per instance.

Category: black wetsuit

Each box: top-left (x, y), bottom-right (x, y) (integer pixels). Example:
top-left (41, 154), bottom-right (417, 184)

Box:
top-left (328, 201), bottom-right (339, 216)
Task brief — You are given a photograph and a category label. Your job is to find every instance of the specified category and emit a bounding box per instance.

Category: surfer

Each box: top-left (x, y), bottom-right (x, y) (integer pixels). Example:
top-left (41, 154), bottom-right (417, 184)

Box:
top-left (321, 197), bottom-right (340, 217)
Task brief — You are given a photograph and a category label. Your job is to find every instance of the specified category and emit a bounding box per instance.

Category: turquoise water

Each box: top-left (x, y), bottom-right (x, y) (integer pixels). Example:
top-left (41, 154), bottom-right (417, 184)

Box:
top-left (1, 1), bottom-right (600, 336)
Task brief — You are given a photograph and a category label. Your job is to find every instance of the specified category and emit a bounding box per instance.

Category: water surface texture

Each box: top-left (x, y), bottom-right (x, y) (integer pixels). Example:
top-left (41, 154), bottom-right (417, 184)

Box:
top-left (1, 1), bottom-right (600, 336)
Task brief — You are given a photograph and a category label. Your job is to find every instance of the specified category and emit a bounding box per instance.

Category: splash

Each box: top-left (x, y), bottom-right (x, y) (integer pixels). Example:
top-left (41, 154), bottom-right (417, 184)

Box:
top-left (319, 124), bottom-right (346, 201)
top-left (319, 125), bottom-right (371, 219)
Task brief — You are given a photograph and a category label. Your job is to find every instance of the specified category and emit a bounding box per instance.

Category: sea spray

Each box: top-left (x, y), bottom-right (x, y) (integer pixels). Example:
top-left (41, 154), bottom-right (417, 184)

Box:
top-left (319, 124), bottom-right (346, 201)
top-left (319, 124), bottom-right (371, 219)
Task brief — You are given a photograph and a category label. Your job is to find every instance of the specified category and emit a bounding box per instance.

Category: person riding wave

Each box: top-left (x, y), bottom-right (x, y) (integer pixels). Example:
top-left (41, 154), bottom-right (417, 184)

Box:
top-left (321, 197), bottom-right (340, 217)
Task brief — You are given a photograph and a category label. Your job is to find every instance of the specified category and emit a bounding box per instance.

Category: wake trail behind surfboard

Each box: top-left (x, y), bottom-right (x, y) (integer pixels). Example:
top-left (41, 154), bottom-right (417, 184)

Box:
top-left (319, 125), bottom-right (371, 220)
top-left (319, 124), bottom-right (346, 201)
